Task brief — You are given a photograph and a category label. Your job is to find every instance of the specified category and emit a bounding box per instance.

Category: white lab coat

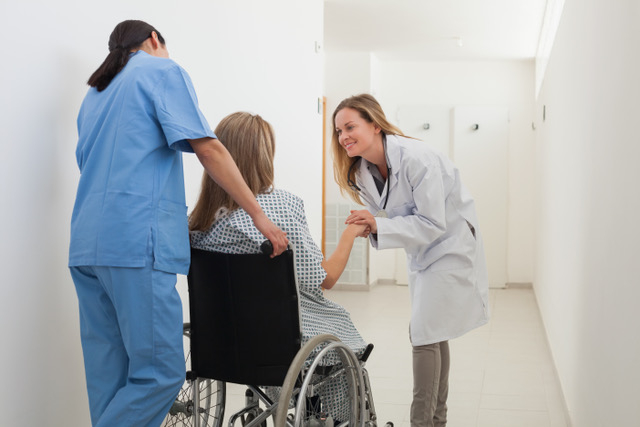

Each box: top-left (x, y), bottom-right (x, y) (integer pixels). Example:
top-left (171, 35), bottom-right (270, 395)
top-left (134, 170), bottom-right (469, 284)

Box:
top-left (356, 134), bottom-right (489, 346)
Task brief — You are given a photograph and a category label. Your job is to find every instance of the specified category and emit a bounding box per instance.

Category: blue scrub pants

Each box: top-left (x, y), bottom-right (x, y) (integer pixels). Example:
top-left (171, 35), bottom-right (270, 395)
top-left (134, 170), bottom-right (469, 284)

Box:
top-left (70, 262), bottom-right (185, 427)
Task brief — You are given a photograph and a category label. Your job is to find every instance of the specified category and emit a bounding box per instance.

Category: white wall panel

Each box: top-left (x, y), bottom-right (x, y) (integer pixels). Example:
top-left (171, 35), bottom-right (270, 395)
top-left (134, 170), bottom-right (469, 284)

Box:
top-left (0, 2), bottom-right (323, 424)
top-left (534, 0), bottom-right (640, 424)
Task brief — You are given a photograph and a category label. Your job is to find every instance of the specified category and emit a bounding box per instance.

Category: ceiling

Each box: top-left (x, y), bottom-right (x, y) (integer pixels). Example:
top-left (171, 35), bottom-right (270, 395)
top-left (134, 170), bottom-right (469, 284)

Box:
top-left (324, 0), bottom-right (548, 61)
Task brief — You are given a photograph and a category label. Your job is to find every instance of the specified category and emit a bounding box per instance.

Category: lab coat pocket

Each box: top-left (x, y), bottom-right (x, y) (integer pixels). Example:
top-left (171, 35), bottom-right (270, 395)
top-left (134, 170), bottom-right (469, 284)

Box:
top-left (153, 200), bottom-right (191, 274)
top-left (426, 229), bottom-right (476, 273)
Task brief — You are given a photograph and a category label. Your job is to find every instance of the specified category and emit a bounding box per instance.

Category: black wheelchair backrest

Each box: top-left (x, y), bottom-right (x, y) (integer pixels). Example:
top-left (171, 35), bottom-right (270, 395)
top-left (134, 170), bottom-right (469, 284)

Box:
top-left (187, 247), bottom-right (301, 386)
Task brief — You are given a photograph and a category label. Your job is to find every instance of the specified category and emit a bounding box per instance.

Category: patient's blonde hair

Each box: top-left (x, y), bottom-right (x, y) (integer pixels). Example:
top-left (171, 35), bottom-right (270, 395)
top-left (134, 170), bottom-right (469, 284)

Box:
top-left (189, 112), bottom-right (276, 231)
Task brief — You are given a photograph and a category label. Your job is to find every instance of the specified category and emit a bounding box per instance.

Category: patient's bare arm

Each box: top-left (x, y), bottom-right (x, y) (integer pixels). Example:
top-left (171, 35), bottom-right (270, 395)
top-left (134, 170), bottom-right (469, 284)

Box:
top-left (321, 223), bottom-right (368, 290)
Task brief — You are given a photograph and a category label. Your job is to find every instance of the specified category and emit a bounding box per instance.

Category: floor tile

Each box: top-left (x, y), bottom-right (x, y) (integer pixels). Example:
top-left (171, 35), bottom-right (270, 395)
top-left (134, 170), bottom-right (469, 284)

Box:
top-left (329, 286), bottom-right (569, 427)
top-left (208, 286), bottom-right (569, 427)
top-left (477, 408), bottom-right (550, 427)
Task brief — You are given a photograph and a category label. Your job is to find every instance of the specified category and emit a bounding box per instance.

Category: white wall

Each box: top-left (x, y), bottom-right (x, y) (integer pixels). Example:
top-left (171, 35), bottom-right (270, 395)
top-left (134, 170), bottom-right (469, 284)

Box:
top-left (324, 51), bottom-right (374, 203)
top-left (0, 1), bottom-right (323, 425)
top-left (323, 55), bottom-right (536, 285)
top-left (534, 0), bottom-right (640, 425)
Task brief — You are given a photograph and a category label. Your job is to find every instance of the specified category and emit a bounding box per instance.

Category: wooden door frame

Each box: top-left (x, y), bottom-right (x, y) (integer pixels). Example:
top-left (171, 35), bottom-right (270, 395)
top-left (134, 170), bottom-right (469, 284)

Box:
top-left (321, 96), bottom-right (326, 255)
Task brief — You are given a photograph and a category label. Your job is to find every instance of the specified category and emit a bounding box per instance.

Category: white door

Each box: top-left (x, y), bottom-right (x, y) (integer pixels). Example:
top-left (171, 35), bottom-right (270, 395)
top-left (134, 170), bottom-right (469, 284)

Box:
top-left (395, 105), bottom-right (509, 288)
top-left (452, 106), bottom-right (508, 288)
top-left (397, 105), bottom-right (451, 156)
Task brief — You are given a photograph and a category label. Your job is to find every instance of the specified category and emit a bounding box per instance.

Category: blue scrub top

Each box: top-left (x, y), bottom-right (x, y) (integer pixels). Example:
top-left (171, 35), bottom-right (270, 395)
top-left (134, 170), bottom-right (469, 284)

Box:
top-left (69, 51), bottom-right (215, 274)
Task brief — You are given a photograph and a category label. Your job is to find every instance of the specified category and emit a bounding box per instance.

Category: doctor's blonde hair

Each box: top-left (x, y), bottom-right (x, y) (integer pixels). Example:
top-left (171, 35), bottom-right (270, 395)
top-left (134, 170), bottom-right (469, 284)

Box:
top-left (331, 94), bottom-right (405, 204)
top-left (189, 112), bottom-right (275, 232)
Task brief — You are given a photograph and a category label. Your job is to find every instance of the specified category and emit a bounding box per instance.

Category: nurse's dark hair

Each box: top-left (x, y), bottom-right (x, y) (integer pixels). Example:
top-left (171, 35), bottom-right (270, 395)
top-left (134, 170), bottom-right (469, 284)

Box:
top-left (189, 112), bottom-right (276, 232)
top-left (87, 20), bottom-right (165, 92)
top-left (331, 93), bottom-right (405, 204)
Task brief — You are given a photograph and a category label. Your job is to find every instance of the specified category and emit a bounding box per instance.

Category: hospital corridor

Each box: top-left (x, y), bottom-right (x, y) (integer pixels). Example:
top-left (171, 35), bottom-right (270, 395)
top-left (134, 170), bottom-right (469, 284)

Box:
top-left (3, 1), bottom-right (640, 426)
top-left (220, 284), bottom-right (568, 427)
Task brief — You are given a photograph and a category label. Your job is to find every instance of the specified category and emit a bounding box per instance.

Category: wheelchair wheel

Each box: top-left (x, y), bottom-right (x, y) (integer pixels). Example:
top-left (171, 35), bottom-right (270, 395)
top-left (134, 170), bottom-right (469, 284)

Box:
top-left (243, 407), bottom-right (267, 427)
top-left (162, 323), bottom-right (226, 427)
top-left (275, 334), bottom-right (366, 427)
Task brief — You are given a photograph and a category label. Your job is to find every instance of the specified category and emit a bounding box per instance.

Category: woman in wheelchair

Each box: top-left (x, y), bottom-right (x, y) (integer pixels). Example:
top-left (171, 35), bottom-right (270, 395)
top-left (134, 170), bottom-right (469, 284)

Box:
top-left (189, 112), bottom-right (370, 424)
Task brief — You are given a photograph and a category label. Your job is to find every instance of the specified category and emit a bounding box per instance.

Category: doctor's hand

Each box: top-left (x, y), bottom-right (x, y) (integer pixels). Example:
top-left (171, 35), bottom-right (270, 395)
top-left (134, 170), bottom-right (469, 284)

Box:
top-left (346, 210), bottom-right (377, 234)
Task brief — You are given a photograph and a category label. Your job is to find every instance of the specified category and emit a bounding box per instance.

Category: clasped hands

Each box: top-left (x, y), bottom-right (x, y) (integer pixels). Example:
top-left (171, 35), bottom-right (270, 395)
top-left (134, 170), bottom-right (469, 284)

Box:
top-left (345, 209), bottom-right (376, 238)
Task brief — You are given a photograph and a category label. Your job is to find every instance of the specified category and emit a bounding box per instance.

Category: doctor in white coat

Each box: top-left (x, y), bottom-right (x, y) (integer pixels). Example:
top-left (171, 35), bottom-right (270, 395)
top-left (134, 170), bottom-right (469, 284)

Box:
top-left (332, 94), bottom-right (489, 427)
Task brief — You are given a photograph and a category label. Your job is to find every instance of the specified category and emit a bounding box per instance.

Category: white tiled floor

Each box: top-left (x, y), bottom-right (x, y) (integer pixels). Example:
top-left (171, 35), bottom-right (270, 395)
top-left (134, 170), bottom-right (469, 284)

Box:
top-left (221, 285), bottom-right (570, 427)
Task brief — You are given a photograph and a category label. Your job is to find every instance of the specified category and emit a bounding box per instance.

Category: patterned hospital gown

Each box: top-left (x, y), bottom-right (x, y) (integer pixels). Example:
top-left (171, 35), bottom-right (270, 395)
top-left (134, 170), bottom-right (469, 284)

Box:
top-left (190, 189), bottom-right (368, 421)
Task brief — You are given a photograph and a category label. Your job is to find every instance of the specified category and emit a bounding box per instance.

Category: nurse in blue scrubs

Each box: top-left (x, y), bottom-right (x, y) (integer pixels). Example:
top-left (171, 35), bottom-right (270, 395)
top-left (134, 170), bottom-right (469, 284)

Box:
top-left (68, 20), bottom-right (288, 426)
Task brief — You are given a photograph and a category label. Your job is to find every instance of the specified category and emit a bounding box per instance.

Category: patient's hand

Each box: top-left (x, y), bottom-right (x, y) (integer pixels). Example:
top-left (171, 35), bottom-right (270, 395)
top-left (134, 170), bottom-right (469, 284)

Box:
top-left (346, 209), bottom-right (377, 234)
top-left (322, 223), bottom-right (370, 290)
top-left (347, 223), bottom-right (370, 239)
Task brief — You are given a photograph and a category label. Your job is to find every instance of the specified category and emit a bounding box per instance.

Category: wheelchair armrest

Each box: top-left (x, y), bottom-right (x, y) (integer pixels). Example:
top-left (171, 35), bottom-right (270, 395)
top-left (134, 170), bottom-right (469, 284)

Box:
top-left (360, 344), bottom-right (374, 362)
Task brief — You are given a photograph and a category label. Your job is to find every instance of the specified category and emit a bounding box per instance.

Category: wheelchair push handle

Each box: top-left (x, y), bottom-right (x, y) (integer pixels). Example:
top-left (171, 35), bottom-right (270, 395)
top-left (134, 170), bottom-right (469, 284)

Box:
top-left (260, 240), bottom-right (274, 255)
top-left (261, 240), bottom-right (292, 256)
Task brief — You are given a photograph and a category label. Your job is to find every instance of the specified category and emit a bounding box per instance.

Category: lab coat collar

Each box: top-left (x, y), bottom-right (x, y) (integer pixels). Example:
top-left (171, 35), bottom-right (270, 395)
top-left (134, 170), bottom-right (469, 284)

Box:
top-left (355, 134), bottom-right (401, 210)
top-left (356, 157), bottom-right (383, 207)
top-left (384, 134), bottom-right (402, 196)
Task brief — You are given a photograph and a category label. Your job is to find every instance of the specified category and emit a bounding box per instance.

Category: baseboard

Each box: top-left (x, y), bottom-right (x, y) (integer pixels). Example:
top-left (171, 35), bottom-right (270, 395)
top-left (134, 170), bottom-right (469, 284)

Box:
top-left (531, 285), bottom-right (573, 427)
top-left (332, 278), bottom-right (401, 291)
top-left (506, 282), bottom-right (533, 289)
top-left (372, 278), bottom-right (397, 286)
top-left (331, 282), bottom-right (371, 291)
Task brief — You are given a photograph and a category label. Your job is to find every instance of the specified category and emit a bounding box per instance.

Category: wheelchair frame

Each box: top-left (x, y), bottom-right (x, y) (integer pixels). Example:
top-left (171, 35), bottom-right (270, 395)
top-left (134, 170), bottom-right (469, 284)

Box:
top-left (161, 248), bottom-right (383, 427)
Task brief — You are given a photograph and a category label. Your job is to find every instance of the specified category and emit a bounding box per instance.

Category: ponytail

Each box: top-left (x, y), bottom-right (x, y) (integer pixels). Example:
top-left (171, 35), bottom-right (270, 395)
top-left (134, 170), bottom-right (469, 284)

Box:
top-left (87, 48), bottom-right (129, 92)
top-left (87, 20), bottom-right (165, 92)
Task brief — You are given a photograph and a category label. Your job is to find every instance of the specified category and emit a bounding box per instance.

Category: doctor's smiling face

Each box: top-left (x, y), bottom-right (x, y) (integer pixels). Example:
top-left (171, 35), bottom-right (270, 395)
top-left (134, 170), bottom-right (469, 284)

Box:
top-left (335, 107), bottom-right (382, 160)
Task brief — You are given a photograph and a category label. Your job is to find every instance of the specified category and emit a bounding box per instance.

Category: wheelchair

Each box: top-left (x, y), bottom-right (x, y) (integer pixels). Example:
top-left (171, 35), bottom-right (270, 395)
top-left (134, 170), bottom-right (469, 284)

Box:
top-left (161, 245), bottom-right (386, 427)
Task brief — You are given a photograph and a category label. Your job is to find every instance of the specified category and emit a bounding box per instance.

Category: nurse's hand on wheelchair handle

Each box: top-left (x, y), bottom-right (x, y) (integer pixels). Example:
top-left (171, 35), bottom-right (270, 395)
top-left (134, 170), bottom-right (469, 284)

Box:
top-left (260, 233), bottom-right (287, 257)
top-left (261, 240), bottom-right (292, 257)
top-left (251, 213), bottom-right (288, 257)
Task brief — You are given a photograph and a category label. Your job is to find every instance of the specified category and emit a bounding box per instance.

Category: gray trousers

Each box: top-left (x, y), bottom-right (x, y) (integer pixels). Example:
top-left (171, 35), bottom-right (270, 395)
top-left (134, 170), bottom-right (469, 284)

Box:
top-left (410, 341), bottom-right (450, 427)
